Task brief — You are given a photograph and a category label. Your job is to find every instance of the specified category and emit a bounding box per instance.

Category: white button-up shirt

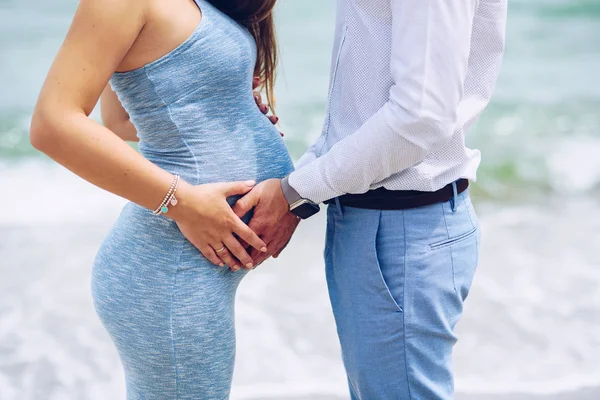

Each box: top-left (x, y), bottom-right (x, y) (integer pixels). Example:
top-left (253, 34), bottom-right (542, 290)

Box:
top-left (288, 0), bottom-right (508, 204)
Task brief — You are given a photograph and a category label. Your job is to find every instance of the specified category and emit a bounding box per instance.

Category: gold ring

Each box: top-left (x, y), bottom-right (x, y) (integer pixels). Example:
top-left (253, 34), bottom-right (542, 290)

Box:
top-left (215, 246), bottom-right (226, 254)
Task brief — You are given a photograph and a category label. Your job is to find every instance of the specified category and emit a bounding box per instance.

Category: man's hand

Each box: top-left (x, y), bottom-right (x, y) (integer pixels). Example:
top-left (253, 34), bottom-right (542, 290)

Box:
top-left (233, 178), bottom-right (300, 265)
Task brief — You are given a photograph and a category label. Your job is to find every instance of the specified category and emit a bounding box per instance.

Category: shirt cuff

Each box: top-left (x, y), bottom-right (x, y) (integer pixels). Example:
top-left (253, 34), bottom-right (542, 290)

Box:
top-left (280, 175), bottom-right (302, 206)
top-left (287, 156), bottom-right (340, 204)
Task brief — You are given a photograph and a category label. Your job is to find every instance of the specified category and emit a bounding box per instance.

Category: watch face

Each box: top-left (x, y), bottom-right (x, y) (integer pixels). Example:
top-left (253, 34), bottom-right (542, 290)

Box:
top-left (292, 202), bottom-right (320, 219)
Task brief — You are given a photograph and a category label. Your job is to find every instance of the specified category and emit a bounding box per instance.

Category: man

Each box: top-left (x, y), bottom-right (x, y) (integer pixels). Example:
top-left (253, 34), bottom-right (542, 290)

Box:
top-left (234, 0), bottom-right (507, 398)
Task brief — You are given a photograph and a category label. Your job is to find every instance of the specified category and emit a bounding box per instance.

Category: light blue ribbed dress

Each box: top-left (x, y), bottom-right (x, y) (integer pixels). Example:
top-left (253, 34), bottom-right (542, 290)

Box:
top-left (91, 1), bottom-right (294, 398)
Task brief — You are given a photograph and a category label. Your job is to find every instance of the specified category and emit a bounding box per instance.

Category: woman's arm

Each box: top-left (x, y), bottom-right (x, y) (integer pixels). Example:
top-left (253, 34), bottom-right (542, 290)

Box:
top-left (30, 0), bottom-right (265, 269)
top-left (100, 84), bottom-right (139, 142)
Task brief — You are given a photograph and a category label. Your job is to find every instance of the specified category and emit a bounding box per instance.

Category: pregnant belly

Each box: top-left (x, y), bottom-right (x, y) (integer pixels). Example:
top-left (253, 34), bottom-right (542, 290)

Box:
top-left (140, 126), bottom-right (294, 185)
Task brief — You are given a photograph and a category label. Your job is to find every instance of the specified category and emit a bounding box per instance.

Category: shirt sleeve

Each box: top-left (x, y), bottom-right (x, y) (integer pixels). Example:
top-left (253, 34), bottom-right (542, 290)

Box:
top-left (294, 139), bottom-right (319, 170)
top-left (288, 0), bottom-right (480, 204)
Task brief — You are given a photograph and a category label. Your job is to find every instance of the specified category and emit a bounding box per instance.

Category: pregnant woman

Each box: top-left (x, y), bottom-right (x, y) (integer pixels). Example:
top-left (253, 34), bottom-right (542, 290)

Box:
top-left (30, 0), bottom-right (295, 398)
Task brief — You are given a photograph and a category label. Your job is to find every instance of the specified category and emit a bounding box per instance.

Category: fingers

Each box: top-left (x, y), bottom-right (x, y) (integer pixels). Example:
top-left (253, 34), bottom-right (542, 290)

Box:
top-left (238, 237), bottom-right (250, 250)
top-left (220, 180), bottom-right (255, 197)
top-left (233, 219), bottom-right (267, 254)
top-left (250, 248), bottom-right (271, 266)
top-left (199, 245), bottom-right (224, 267)
top-left (254, 91), bottom-right (263, 106)
top-left (223, 235), bottom-right (254, 270)
top-left (232, 189), bottom-right (261, 218)
top-left (246, 219), bottom-right (270, 265)
top-left (251, 213), bottom-right (299, 263)
top-left (253, 88), bottom-right (269, 115)
top-left (253, 82), bottom-right (278, 127)
top-left (215, 247), bottom-right (241, 271)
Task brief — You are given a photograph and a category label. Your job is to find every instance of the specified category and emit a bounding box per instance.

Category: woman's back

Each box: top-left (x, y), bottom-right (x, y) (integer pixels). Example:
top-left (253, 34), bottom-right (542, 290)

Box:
top-left (110, 0), bottom-right (293, 185)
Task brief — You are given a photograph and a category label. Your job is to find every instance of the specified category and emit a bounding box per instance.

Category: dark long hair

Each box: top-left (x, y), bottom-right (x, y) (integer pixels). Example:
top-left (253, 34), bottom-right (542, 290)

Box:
top-left (208, 0), bottom-right (278, 112)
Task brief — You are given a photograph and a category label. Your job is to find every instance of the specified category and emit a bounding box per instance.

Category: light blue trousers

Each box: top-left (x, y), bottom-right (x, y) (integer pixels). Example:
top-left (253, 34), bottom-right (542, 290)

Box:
top-left (325, 190), bottom-right (480, 400)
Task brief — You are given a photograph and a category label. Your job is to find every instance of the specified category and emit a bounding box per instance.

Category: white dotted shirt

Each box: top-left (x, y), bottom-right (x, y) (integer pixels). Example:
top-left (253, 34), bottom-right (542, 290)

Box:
top-left (288, 0), bottom-right (508, 204)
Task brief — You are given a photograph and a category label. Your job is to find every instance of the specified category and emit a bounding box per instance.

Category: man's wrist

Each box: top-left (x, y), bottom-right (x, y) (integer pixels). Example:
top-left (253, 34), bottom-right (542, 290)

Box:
top-left (281, 175), bottom-right (320, 219)
top-left (281, 175), bottom-right (302, 208)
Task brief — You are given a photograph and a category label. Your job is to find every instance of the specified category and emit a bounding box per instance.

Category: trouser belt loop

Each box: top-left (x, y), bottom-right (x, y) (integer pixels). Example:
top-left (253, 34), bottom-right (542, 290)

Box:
top-left (450, 181), bottom-right (459, 213)
top-left (335, 196), bottom-right (344, 216)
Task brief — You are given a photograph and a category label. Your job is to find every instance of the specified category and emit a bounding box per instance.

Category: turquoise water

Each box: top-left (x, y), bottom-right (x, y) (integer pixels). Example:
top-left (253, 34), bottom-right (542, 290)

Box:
top-left (1, 1), bottom-right (600, 399)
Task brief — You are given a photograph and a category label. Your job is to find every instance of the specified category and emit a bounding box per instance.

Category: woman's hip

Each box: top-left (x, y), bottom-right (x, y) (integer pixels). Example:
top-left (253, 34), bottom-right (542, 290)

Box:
top-left (91, 202), bottom-right (248, 320)
top-left (91, 256), bottom-right (242, 400)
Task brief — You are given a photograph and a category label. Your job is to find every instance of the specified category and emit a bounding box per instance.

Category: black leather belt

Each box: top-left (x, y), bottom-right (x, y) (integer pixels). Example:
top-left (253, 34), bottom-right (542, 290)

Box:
top-left (324, 179), bottom-right (469, 211)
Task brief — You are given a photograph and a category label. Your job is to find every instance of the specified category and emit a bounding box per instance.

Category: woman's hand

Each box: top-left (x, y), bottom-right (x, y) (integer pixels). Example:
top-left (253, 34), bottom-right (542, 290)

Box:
top-left (171, 180), bottom-right (267, 271)
top-left (253, 77), bottom-right (281, 135)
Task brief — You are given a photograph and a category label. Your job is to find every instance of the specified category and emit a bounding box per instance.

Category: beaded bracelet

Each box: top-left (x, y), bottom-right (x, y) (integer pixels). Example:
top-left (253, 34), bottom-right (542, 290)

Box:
top-left (153, 175), bottom-right (180, 215)
top-left (152, 176), bottom-right (177, 215)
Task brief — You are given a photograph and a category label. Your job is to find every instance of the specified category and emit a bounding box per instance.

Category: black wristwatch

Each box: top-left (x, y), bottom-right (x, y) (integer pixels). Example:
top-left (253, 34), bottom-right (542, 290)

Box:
top-left (281, 176), bottom-right (320, 220)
